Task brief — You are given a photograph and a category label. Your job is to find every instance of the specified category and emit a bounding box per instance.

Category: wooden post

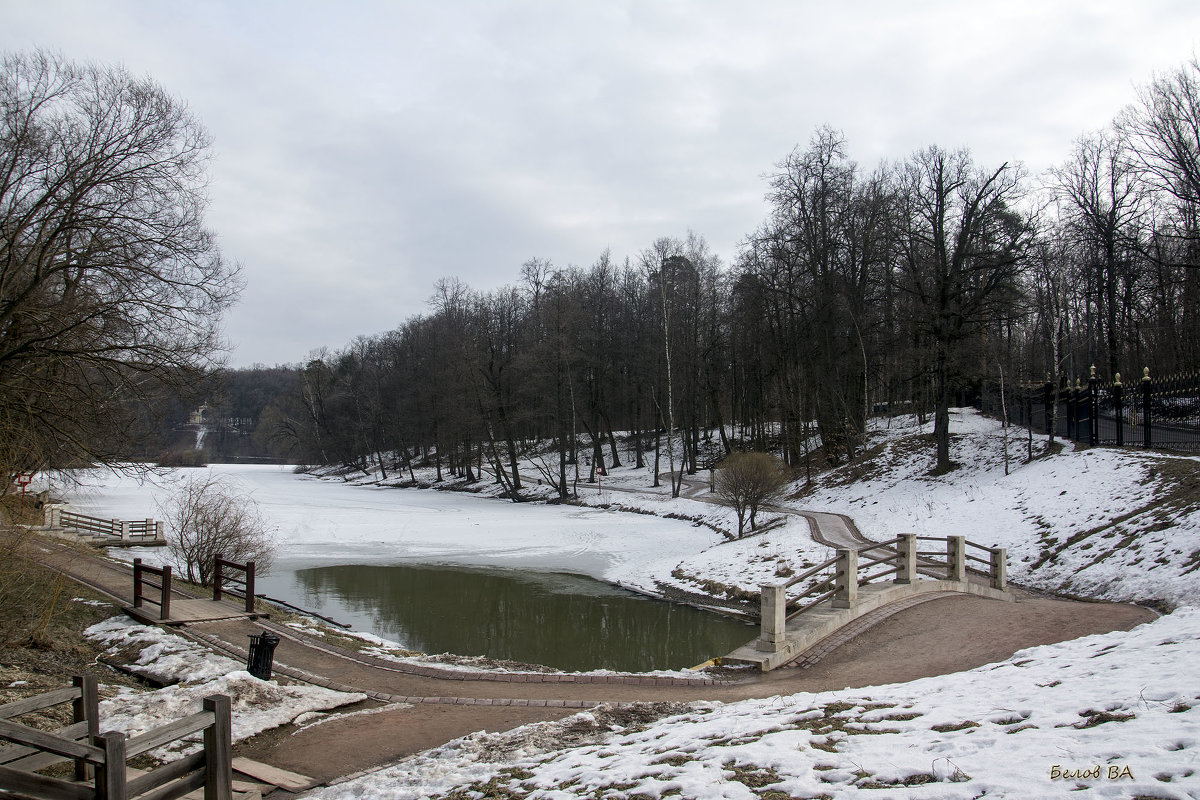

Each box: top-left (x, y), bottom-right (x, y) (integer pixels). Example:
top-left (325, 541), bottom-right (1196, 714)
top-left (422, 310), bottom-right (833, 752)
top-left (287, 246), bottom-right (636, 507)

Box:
top-left (756, 584), bottom-right (787, 652)
top-left (133, 559), bottom-right (143, 609)
top-left (991, 547), bottom-right (1007, 591)
top-left (213, 560), bottom-right (224, 602)
top-left (947, 537), bottom-right (966, 582)
top-left (244, 561), bottom-right (256, 613)
top-left (202, 695), bottom-right (233, 800)
top-left (94, 731), bottom-right (127, 800)
top-left (894, 534), bottom-right (916, 584)
top-left (160, 565), bottom-right (172, 621)
top-left (833, 549), bottom-right (858, 609)
top-left (73, 676), bottom-right (100, 781)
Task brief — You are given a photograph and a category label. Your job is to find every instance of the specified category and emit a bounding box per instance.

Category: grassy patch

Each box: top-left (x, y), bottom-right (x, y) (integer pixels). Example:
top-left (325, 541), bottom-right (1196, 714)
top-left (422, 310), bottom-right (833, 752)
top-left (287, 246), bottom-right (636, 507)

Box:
top-left (930, 720), bottom-right (980, 733)
top-left (724, 763), bottom-right (784, 789)
top-left (1072, 709), bottom-right (1136, 729)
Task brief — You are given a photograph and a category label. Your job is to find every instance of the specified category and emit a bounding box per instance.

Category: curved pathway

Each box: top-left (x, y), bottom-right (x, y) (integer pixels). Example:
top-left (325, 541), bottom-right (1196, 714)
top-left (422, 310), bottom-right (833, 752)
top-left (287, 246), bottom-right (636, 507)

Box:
top-left (30, 523), bottom-right (1158, 787)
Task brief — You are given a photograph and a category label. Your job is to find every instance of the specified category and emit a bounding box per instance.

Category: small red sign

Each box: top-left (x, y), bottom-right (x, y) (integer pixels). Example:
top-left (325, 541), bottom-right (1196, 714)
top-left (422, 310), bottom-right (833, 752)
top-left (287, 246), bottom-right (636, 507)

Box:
top-left (16, 473), bottom-right (32, 486)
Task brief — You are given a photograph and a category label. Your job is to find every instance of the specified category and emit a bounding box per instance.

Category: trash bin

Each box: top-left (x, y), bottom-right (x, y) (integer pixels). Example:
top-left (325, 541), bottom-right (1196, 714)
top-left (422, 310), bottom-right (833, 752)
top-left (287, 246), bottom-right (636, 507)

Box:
top-left (247, 629), bottom-right (280, 680)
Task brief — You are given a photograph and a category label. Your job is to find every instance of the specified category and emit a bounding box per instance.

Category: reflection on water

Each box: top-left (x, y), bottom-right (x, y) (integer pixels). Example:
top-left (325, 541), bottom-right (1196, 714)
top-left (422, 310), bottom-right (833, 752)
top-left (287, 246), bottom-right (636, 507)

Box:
top-left (266, 563), bottom-right (753, 672)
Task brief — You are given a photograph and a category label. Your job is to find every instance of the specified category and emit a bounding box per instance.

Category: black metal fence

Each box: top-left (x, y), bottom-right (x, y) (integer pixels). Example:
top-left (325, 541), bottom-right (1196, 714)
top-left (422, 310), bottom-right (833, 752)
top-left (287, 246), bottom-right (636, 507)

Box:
top-left (978, 368), bottom-right (1200, 452)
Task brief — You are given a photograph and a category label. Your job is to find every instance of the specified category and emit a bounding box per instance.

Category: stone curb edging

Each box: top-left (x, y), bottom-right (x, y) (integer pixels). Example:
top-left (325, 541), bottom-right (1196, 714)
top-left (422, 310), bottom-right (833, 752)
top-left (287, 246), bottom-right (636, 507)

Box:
top-left (184, 628), bottom-right (702, 707)
top-left (186, 630), bottom-right (615, 707)
top-left (251, 618), bottom-right (723, 687)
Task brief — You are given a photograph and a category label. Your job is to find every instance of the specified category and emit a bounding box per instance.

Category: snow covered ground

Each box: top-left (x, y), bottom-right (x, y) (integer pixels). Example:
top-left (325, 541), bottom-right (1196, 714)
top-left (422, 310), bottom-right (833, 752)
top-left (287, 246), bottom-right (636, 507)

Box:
top-left (83, 615), bottom-right (365, 762)
top-left (311, 609), bottom-right (1200, 799)
top-left (56, 409), bottom-right (1200, 797)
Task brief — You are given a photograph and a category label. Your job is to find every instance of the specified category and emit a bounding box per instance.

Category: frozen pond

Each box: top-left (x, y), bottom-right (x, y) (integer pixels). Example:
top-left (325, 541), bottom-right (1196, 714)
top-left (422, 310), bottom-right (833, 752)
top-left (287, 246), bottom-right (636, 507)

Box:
top-left (64, 465), bottom-right (750, 670)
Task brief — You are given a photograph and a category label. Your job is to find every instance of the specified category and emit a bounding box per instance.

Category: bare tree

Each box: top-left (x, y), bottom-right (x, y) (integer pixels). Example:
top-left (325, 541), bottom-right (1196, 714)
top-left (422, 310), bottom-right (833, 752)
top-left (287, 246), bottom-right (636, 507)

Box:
top-left (0, 50), bottom-right (241, 481)
top-left (713, 451), bottom-right (790, 537)
top-left (1122, 57), bottom-right (1200, 211)
top-left (1049, 129), bottom-right (1149, 376)
top-left (159, 474), bottom-right (276, 586)
top-left (895, 146), bottom-right (1031, 473)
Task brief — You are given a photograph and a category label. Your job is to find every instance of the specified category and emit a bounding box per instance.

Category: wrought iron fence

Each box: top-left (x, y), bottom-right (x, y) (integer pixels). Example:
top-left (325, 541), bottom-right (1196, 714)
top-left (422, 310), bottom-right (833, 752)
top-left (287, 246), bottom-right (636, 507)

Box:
top-left (978, 367), bottom-right (1200, 452)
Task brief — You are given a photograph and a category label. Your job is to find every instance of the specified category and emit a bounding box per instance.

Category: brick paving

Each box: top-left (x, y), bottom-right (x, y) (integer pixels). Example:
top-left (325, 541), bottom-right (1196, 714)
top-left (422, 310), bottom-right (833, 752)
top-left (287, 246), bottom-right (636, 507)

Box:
top-left (788, 591), bottom-right (958, 669)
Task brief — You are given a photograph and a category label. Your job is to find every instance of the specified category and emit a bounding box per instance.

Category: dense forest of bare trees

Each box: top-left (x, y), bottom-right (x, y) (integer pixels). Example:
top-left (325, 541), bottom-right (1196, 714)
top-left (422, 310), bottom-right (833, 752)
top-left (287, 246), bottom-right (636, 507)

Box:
top-left (224, 57), bottom-right (1200, 483)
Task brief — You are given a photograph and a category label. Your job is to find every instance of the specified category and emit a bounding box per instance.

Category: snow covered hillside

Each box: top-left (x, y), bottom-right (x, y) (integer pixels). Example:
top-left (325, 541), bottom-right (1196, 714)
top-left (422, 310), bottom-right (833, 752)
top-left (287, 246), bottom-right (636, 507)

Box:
top-left (300, 408), bottom-right (1200, 610)
top-left (794, 409), bottom-right (1200, 609)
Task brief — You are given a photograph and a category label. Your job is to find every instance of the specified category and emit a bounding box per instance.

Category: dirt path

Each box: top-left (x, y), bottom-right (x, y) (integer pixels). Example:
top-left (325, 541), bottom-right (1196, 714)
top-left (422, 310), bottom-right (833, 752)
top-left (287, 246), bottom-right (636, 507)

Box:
top-left (34, 534), bottom-right (1156, 786)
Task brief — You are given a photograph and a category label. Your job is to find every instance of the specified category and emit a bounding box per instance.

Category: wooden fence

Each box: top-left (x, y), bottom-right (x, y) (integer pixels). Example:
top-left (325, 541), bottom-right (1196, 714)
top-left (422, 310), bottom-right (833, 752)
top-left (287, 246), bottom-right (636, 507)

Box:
top-left (0, 677), bottom-right (232, 800)
top-left (45, 509), bottom-right (164, 544)
top-left (213, 560), bottom-right (255, 614)
top-left (757, 535), bottom-right (1007, 647)
top-left (132, 559), bottom-right (172, 622)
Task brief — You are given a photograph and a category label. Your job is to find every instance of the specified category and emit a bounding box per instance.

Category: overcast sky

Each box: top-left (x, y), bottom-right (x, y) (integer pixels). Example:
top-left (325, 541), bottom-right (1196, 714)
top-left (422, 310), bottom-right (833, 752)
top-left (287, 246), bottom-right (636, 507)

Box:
top-left (4, 1), bottom-right (1198, 367)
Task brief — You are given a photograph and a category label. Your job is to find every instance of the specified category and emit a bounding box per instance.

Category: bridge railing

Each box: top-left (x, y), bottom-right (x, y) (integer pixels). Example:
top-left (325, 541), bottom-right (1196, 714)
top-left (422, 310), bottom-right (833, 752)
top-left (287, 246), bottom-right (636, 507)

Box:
top-left (758, 535), bottom-right (1008, 650)
top-left (213, 558), bottom-right (256, 613)
top-left (46, 508), bottom-right (164, 543)
top-left (133, 558), bottom-right (173, 621)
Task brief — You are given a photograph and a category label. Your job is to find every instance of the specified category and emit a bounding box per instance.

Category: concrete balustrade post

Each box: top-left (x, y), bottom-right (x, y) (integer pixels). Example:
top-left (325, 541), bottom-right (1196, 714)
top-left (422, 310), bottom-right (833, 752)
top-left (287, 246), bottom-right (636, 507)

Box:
top-left (947, 536), bottom-right (966, 582)
top-left (990, 547), bottom-right (1007, 591)
top-left (120, 521), bottom-right (131, 541)
top-left (155, 521), bottom-right (164, 540)
top-left (833, 549), bottom-right (858, 609)
top-left (894, 534), bottom-right (917, 584)
top-left (756, 584), bottom-right (787, 652)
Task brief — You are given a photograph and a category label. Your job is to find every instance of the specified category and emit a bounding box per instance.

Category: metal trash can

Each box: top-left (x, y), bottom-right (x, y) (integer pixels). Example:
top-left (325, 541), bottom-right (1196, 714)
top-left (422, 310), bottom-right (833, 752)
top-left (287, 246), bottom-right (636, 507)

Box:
top-left (247, 630), bottom-right (280, 680)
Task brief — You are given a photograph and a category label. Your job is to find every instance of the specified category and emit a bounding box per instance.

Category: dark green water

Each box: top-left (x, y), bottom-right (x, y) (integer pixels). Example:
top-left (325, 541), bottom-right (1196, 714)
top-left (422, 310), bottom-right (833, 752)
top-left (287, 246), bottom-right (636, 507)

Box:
top-left (261, 563), bottom-right (754, 672)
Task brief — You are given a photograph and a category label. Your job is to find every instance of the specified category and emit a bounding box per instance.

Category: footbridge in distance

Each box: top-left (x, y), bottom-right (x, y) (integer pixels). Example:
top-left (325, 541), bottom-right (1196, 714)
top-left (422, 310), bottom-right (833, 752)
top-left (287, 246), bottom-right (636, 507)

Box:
top-left (725, 533), bottom-right (1012, 671)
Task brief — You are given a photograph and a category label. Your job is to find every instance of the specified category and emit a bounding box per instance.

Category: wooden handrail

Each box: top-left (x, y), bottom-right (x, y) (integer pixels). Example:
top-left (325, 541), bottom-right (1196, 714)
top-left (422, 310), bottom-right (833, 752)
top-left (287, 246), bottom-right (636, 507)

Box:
top-left (859, 565), bottom-right (900, 584)
top-left (0, 720), bottom-right (105, 765)
top-left (783, 556), bottom-right (838, 589)
top-left (787, 587), bottom-right (839, 619)
top-left (0, 688), bottom-right (80, 720)
top-left (213, 558), bottom-right (255, 613)
top-left (758, 534), bottom-right (1009, 637)
top-left (133, 559), bottom-right (172, 621)
top-left (856, 550), bottom-right (898, 570)
top-left (0, 764), bottom-right (94, 800)
top-left (125, 711), bottom-right (215, 758)
top-left (124, 752), bottom-right (206, 798)
top-left (0, 682), bottom-right (232, 800)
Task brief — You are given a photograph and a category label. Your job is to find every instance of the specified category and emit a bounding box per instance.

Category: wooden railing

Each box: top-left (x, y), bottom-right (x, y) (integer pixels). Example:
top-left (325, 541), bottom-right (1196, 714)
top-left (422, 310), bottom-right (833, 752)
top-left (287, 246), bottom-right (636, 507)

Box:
top-left (46, 509), bottom-right (164, 543)
top-left (0, 678), bottom-right (232, 800)
top-left (132, 559), bottom-right (172, 622)
top-left (213, 559), bottom-right (256, 614)
top-left (0, 676), bottom-right (99, 784)
top-left (757, 535), bottom-right (1008, 649)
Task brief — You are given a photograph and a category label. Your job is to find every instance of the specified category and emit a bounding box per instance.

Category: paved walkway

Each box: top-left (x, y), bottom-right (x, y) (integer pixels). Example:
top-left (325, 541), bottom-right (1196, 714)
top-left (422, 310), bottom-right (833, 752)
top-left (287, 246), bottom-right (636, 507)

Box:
top-left (32, 511), bottom-right (1158, 787)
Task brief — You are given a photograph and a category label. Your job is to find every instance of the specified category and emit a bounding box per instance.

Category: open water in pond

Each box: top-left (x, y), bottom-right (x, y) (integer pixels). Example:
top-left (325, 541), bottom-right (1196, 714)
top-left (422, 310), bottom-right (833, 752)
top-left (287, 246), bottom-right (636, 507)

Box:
top-left (259, 563), bottom-right (754, 673)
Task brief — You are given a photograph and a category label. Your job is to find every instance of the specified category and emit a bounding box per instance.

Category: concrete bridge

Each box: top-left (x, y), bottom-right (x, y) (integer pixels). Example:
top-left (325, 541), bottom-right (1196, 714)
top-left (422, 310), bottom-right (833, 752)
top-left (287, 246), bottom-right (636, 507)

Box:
top-left (726, 534), bottom-right (1012, 670)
